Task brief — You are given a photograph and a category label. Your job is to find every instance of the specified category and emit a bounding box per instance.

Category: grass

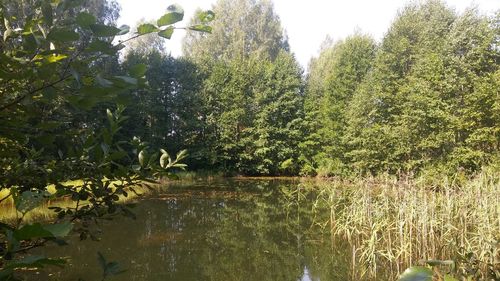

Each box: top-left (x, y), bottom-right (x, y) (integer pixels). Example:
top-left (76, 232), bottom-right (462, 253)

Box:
top-left (312, 168), bottom-right (500, 280)
top-left (0, 179), bottom-right (158, 223)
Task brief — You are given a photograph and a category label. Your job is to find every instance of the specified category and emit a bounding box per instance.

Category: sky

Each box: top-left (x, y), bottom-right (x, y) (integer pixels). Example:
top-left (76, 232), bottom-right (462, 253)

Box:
top-left (117, 0), bottom-right (499, 68)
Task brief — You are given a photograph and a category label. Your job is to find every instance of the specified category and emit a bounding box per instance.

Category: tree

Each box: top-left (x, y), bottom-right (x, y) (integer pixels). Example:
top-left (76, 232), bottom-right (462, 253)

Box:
top-left (301, 33), bottom-right (376, 176)
top-left (0, 1), bottom-right (213, 278)
top-left (183, 0), bottom-right (288, 61)
top-left (343, 0), bottom-right (499, 174)
top-left (197, 51), bottom-right (303, 175)
top-left (246, 51), bottom-right (304, 175)
top-left (121, 50), bottom-right (205, 167)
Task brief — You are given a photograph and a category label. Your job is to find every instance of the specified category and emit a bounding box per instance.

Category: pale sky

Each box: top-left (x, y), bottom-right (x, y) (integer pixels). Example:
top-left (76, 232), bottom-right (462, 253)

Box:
top-left (117, 0), bottom-right (499, 68)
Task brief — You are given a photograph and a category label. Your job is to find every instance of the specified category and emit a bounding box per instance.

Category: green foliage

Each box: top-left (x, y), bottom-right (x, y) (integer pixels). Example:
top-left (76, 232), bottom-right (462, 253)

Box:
top-left (302, 33), bottom-right (376, 176)
top-left (97, 252), bottom-right (126, 280)
top-left (0, 1), bottom-right (213, 279)
top-left (398, 266), bottom-right (433, 281)
top-left (183, 0), bottom-right (289, 61)
top-left (303, 0), bottom-right (499, 176)
top-left (196, 51), bottom-right (304, 175)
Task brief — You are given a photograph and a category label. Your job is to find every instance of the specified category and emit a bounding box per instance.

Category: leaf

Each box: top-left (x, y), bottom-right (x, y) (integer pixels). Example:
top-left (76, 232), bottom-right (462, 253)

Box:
top-left (13, 224), bottom-right (53, 240)
top-left (70, 67), bottom-right (81, 85)
top-left (15, 191), bottom-right (48, 214)
top-left (97, 252), bottom-right (126, 278)
top-left (0, 268), bottom-right (13, 279)
top-left (176, 149), bottom-right (188, 161)
top-left (129, 64), bottom-right (147, 78)
top-left (138, 150), bottom-right (145, 166)
top-left (3, 28), bottom-right (14, 41)
top-left (46, 53), bottom-right (68, 63)
top-left (76, 12), bottom-right (96, 28)
top-left (117, 25), bottom-right (130, 35)
top-left (106, 108), bottom-right (114, 123)
top-left (90, 24), bottom-right (121, 37)
top-left (398, 266), bottom-right (433, 281)
top-left (97, 252), bottom-right (107, 270)
top-left (42, 2), bottom-right (53, 27)
top-left (197, 10), bottom-right (215, 23)
top-left (137, 23), bottom-right (158, 35)
top-left (13, 223), bottom-right (72, 241)
top-left (36, 121), bottom-right (62, 130)
top-left (104, 261), bottom-right (126, 276)
top-left (43, 222), bottom-right (73, 238)
top-left (160, 153), bottom-right (169, 168)
top-left (2, 255), bottom-right (66, 270)
top-left (156, 27), bottom-right (174, 40)
top-left (157, 4), bottom-right (184, 26)
top-left (86, 40), bottom-right (116, 55)
top-left (96, 74), bottom-right (113, 87)
top-left (47, 28), bottom-right (80, 42)
top-left (188, 25), bottom-right (212, 33)
top-left (114, 76), bottom-right (137, 85)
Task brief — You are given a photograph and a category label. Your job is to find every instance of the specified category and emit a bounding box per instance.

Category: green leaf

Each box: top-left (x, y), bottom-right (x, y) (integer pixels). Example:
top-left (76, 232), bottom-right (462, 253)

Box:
top-left (158, 27), bottom-right (174, 39)
top-left (157, 4), bottom-right (184, 26)
top-left (70, 67), bottom-right (81, 85)
top-left (13, 222), bottom-right (73, 238)
top-left (42, 2), bottom-right (53, 27)
top-left (0, 268), bottom-right (13, 279)
top-left (117, 25), bottom-right (130, 35)
top-left (13, 224), bottom-right (53, 240)
top-left (98, 252), bottom-right (126, 278)
top-left (76, 12), bottom-right (96, 28)
top-left (46, 53), bottom-right (68, 63)
top-left (188, 25), bottom-right (212, 33)
top-left (43, 222), bottom-right (73, 238)
top-left (86, 40), bottom-right (116, 55)
top-left (137, 23), bottom-right (158, 35)
top-left (176, 149), bottom-right (188, 161)
top-left (197, 10), bottom-right (215, 23)
top-left (15, 191), bottom-right (48, 214)
top-left (47, 28), bottom-right (80, 42)
top-left (90, 24), bottom-right (121, 37)
top-left (3, 255), bottom-right (66, 270)
top-left (96, 74), bottom-right (113, 87)
top-left (129, 64), bottom-right (147, 78)
top-left (398, 266), bottom-right (433, 281)
top-left (97, 252), bottom-right (107, 270)
top-left (3, 28), bottom-right (14, 41)
top-left (114, 76), bottom-right (137, 85)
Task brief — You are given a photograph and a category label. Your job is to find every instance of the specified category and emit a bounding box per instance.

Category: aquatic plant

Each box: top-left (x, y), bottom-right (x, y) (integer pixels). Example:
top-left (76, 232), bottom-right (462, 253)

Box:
top-left (313, 169), bottom-right (499, 280)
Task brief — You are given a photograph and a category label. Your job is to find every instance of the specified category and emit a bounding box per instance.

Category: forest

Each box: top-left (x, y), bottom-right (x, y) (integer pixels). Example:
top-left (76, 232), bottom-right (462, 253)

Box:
top-left (126, 0), bottom-right (499, 178)
top-left (0, 0), bottom-right (498, 280)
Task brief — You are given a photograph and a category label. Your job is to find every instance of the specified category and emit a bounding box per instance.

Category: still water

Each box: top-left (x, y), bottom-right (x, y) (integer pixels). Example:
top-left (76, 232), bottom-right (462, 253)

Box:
top-left (39, 179), bottom-right (354, 281)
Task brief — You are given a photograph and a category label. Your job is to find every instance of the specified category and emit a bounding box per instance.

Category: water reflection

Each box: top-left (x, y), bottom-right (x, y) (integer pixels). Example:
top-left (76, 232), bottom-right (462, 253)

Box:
top-left (37, 179), bottom-right (352, 281)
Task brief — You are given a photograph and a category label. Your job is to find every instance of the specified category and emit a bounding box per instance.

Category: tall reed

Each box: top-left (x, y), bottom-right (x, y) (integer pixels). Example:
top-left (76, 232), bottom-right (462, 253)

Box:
top-left (314, 169), bottom-right (499, 280)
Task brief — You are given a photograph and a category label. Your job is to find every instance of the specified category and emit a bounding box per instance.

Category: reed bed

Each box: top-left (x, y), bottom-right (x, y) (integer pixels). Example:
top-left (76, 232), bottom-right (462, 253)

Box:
top-left (314, 169), bottom-right (500, 280)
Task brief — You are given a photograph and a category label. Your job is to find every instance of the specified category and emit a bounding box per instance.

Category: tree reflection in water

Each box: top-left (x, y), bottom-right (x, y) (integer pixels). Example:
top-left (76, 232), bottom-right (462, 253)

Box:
top-left (38, 179), bottom-right (353, 281)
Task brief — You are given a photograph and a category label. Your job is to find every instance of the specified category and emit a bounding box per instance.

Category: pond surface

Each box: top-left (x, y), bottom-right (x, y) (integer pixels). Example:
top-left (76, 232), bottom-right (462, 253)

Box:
top-left (38, 179), bottom-right (356, 281)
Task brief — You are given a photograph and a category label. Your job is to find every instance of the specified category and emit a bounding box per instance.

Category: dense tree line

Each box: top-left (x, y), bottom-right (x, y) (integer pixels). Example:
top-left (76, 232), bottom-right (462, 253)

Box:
top-left (125, 0), bottom-right (304, 175)
top-left (3, 0), bottom-right (496, 182)
top-left (124, 0), bottom-right (498, 176)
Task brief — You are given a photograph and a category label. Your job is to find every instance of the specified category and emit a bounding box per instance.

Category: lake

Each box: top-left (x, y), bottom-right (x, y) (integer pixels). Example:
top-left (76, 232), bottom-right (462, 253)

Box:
top-left (35, 178), bottom-right (368, 281)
